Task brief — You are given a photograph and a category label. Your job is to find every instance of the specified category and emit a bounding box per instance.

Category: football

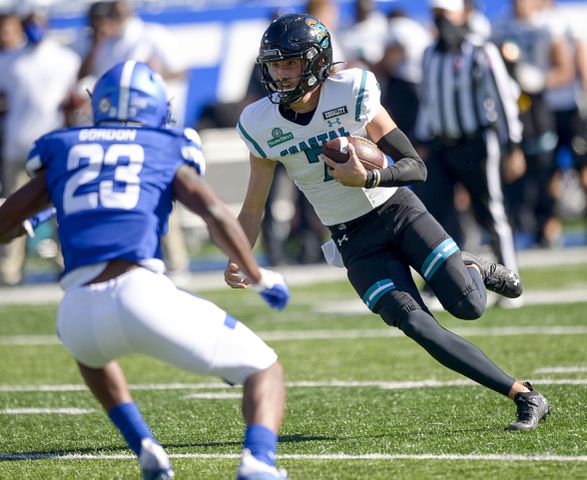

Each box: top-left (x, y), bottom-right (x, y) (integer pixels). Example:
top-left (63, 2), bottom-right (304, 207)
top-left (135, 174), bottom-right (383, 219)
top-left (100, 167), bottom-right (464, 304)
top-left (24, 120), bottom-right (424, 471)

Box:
top-left (322, 135), bottom-right (388, 170)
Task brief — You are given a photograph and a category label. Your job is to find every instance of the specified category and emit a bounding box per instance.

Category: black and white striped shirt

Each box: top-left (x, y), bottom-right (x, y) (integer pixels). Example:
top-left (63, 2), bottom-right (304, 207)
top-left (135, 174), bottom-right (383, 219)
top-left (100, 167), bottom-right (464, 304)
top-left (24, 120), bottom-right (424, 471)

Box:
top-left (415, 35), bottom-right (522, 146)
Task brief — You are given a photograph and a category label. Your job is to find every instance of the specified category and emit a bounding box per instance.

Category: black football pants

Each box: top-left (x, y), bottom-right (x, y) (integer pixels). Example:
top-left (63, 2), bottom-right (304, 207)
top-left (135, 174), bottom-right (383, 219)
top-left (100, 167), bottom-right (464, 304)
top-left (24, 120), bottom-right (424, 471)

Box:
top-left (329, 188), bottom-right (515, 397)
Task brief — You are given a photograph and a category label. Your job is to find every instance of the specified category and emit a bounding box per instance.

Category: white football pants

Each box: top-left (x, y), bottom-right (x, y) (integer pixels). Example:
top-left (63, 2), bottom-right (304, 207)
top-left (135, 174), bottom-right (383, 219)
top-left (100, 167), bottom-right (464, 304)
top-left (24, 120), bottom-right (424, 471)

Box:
top-left (57, 267), bottom-right (277, 385)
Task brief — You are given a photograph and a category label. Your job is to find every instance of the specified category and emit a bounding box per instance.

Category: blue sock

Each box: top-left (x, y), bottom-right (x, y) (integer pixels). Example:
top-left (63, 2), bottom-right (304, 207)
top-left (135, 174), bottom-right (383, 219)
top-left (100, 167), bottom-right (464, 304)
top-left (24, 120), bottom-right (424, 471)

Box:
top-left (243, 424), bottom-right (277, 467)
top-left (108, 402), bottom-right (154, 456)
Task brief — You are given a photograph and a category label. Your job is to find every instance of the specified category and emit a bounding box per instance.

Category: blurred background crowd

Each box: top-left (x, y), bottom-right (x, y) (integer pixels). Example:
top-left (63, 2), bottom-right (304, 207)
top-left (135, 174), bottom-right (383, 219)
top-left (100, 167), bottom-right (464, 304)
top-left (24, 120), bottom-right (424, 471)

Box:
top-left (0, 0), bottom-right (585, 285)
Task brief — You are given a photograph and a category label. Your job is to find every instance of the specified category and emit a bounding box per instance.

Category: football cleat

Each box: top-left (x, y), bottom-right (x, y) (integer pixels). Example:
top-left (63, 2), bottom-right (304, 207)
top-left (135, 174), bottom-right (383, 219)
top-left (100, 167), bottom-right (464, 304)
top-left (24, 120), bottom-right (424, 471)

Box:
top-left (461, 251), bottom-right (523, 298)
top-left (506, 382), bottom-right (552, 431)
top-left (236, 449), bottom-right (287, 480)
top-left (139, 439), bottom-right (175, 480)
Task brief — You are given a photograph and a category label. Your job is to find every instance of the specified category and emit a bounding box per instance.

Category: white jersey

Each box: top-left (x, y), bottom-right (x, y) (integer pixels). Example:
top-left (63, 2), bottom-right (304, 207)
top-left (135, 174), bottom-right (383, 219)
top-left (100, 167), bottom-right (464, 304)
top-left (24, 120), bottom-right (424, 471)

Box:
top-left (237, 68), bottom-right (395, 226)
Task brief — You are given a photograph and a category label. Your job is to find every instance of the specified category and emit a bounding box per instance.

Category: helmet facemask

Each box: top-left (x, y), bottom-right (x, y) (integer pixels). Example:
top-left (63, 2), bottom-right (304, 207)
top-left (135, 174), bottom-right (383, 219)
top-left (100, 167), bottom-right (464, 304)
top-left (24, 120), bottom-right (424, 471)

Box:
top-left (257, 14), bottom-right (333, 107)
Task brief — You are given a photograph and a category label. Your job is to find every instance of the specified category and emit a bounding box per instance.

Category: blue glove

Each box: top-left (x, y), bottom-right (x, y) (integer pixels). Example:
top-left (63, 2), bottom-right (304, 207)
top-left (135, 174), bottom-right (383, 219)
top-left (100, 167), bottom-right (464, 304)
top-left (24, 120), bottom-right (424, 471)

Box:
top-left (251, 268), bottom-right (290, 311)
top-left (23, 207), bottom-right (57, 237)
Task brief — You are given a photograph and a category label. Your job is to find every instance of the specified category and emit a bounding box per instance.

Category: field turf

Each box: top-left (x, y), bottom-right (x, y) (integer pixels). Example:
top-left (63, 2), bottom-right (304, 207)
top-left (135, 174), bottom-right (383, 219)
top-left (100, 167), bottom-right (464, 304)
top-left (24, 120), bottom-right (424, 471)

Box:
top-left (0, 261), bottom-right (586, 479)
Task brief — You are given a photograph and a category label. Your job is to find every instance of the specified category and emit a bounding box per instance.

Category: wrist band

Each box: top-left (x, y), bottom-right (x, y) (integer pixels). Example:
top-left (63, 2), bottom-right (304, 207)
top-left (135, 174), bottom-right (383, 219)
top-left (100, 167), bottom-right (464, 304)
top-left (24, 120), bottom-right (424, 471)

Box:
top-left (372, 169), bottom-right (381, 188)
top-left (364, 170), bottom-right (375, 188)
top-left (364, 169), bottom-right (381, 189)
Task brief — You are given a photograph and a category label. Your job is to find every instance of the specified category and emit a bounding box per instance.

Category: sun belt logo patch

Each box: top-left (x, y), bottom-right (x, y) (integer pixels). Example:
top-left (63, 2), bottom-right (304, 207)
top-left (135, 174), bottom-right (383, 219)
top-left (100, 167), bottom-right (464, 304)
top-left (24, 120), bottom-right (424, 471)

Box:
top-left (267, 127), bottom-right (293, 147)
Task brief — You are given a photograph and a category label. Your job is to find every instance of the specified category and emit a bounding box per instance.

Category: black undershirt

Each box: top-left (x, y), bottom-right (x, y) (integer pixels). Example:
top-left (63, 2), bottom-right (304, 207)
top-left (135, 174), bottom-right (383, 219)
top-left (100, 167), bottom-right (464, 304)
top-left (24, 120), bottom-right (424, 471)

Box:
top-left (279, 104), bottom-right (316, 126)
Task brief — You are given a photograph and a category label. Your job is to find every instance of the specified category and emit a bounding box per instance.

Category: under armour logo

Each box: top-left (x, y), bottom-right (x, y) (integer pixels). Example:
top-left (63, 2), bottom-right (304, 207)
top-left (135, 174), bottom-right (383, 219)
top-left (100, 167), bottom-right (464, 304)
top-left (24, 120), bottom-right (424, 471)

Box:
top-left (327, 118), bottom-right (342, 128)
top-left (337, 234), bottom-right (349, 246)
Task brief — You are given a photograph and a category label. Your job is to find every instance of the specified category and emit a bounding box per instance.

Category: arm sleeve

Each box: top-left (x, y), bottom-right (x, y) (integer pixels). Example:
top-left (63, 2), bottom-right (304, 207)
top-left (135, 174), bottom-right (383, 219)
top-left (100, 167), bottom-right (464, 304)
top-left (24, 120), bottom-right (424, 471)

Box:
top-left (367, 128), bottom-right (427, 188)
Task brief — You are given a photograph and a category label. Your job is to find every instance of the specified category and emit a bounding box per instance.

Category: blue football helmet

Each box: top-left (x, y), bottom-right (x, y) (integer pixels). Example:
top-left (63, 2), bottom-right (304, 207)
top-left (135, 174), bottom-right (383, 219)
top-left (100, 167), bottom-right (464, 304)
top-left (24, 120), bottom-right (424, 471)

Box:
top-left (91, 60), bottom-right (170, 127)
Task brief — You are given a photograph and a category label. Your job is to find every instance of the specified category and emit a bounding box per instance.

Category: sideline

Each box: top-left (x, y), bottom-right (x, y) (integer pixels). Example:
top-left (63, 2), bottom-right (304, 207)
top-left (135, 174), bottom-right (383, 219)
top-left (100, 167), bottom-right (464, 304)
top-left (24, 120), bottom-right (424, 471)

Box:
top-left (1, 246), bottom-right (586, 305)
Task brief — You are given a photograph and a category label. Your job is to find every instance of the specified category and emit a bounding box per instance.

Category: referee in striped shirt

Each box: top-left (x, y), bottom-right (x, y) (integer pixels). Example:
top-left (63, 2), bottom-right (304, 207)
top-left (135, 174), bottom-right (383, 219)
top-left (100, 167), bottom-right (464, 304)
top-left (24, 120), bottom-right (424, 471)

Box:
top-left (414, 0), bottom-right (525, 297)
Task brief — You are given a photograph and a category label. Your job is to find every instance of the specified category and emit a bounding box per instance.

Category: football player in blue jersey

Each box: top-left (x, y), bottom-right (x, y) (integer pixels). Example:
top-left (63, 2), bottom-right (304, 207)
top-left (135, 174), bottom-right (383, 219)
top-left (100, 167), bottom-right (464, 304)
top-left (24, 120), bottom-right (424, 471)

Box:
top-left (0, 61), bottom-right (289, 480)
top-left (226, 13), bottom-right (550, 432)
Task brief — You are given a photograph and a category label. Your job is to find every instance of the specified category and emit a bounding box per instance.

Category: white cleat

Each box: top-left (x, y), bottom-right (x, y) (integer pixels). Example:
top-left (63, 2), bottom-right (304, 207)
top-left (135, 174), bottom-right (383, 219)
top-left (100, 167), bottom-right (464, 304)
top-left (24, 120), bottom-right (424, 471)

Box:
top-left (139, 438), bottom-right (174, 480)
top-left (236, 449), bottom-right (287, 480)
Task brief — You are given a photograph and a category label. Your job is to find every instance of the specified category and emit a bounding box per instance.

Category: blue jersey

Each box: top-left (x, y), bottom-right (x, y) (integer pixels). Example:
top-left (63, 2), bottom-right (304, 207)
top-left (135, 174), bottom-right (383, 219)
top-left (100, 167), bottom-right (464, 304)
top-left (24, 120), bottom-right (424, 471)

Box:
top-left (26, 126), bottom-right (205, 276)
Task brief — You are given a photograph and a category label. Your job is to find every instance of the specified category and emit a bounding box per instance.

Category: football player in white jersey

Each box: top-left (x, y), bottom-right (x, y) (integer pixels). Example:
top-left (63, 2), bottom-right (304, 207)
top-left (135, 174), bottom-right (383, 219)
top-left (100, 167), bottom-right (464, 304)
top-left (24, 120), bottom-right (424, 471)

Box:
top-left (226, 13), bottom-right (551, 431)
top-left (0, 61), bottom-right (289, 480)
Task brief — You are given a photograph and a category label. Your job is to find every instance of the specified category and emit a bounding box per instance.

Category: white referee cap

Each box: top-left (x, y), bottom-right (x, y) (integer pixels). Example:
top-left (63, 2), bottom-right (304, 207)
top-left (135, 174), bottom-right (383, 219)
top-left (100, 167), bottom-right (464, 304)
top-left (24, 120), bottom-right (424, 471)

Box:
top-left (429, 0), bottom-right (465, 11)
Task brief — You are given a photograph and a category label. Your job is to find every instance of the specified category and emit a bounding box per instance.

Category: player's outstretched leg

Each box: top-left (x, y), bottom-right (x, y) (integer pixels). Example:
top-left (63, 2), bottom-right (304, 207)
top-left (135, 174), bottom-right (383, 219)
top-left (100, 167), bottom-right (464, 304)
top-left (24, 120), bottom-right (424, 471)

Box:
top-left (461, 251), bottom-right (523, 298)
top-left (237, 361), bottom-right (287, 480)
top-left (507, 382), bottom-right (552, 431)
top-left (77, 361), bottom-right (174, 479)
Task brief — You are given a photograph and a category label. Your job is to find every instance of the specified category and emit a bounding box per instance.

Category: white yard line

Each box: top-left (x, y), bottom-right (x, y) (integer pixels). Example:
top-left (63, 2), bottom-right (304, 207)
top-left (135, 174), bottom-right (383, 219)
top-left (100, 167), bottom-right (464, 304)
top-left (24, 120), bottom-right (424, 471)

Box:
top-left (0, 408), bottom-right (94, 414)
top-left (317, 288), bottom-right (587, 315)
top-left (2, 325), bottom-right (586, 346)
top-left (534, 366), bottom-right (587, 374)
top-left (0, 335), bottom-right (59, 345)
top-left (1, 378), bottom-right (587, 393)
top-left (184, 393), bottom-right (242, 399)
top-left (1, 452), bottom-right (586, 462)
top-left (260, 325), bottom-right (587, 341)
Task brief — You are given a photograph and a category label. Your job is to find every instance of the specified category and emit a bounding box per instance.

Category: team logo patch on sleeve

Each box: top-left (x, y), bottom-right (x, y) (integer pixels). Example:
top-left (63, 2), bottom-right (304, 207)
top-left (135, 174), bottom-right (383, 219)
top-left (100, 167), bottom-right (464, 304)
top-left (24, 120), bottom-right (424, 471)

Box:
top-left (322, 106), bottom-right (348, 120)
top-left (267, 128), bottom-right (294, 147)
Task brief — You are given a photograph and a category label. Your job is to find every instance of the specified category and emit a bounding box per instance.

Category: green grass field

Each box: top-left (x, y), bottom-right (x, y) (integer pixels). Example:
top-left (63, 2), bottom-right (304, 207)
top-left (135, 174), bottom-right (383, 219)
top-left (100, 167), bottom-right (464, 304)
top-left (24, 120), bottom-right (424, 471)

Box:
top-left (1, 261), bottom-right (586, 479)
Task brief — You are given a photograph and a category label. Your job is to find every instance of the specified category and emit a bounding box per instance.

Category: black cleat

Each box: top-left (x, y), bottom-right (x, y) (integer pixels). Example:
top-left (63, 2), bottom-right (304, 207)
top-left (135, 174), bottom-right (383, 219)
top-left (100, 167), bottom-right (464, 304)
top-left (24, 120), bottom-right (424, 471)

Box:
top-left (506, 382), bottom-right (552, 431)
top-left (461, 251), bottom-right (523, 298)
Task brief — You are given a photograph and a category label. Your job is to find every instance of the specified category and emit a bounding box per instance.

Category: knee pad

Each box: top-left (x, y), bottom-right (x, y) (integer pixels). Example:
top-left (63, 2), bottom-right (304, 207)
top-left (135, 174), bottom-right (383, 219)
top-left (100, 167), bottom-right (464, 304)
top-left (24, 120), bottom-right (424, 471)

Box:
top-left (380, 305), bottom-right (440, 343)
top-left (379, 302), bottom-right (425, 330)
top-left (446, 287), bottom-right (485, 320)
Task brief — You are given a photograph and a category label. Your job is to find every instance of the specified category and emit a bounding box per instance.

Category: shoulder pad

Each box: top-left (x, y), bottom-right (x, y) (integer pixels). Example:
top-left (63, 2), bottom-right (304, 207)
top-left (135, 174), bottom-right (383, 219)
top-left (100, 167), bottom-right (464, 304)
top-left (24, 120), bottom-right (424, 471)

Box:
top-left (183, 127), bottom-right (202, 145)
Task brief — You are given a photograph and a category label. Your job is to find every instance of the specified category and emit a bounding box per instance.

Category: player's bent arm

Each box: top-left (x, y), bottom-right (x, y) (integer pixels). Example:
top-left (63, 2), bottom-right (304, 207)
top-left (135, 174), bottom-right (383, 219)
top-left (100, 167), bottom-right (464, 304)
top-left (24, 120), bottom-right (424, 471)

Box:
top-left (224, 154), bottom-right (276, 288)
top-left (173, 165), bottom-right (262, 284)
top-left (364, 107), bottom-right (427, 188)
top-left (0, 173), bottom-right (51, 243)
top-left (236, 154), bottom-right (277, 247)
